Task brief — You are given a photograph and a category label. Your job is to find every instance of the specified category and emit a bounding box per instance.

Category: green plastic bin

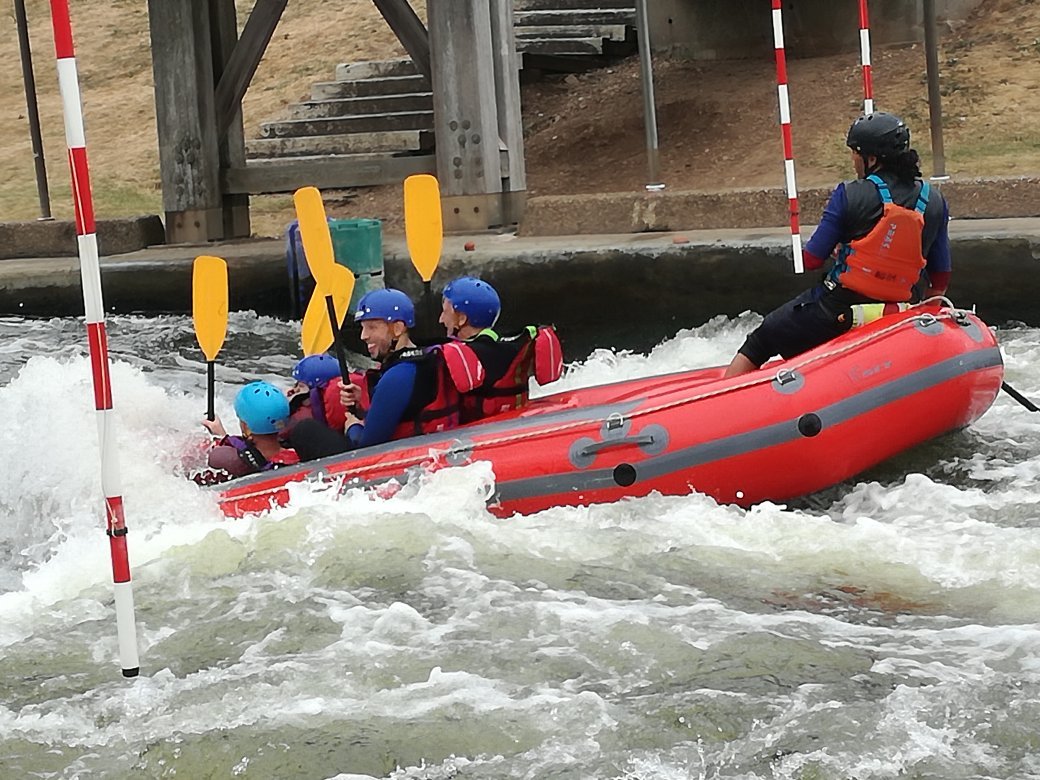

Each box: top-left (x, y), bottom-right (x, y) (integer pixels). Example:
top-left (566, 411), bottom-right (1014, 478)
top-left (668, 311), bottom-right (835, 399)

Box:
top-left (329, 218), bottom-right (384, 309)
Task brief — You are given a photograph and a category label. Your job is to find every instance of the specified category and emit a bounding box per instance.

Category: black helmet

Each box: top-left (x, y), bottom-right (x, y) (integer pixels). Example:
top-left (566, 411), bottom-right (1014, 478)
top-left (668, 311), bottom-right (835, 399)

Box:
top-left (846, 112), bottom-right (910, 160)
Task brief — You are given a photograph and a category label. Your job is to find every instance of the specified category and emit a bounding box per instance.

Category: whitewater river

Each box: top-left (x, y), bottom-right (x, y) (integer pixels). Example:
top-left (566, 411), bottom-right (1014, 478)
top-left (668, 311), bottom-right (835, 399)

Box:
top-left (0, 311), bottom-right (1038, 780)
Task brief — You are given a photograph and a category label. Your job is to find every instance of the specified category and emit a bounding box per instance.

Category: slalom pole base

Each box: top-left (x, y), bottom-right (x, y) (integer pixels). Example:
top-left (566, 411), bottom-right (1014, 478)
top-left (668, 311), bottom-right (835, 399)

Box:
top-left (122, 667), bottom-right (140, 678)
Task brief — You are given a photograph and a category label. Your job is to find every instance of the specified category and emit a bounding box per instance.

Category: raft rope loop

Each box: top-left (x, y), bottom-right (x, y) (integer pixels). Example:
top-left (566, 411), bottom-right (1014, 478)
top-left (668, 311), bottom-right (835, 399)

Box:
top-left (48, 0), bottom-right (140, 677)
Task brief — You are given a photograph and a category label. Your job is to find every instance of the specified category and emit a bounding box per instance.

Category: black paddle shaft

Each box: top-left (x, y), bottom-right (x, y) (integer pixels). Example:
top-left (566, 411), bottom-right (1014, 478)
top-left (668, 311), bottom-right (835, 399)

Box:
top-left (420, 280), bottom-right (439, 344)
top-left (1002, 381), bottom-right (1040, 413)
top-left (324, 294), bottom-right (351, 380)
top-left (206, 361), bottom-right (216, 421)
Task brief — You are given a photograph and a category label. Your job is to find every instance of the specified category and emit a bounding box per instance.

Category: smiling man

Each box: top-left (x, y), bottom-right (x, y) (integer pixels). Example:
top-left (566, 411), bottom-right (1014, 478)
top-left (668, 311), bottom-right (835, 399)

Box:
top-left (288, 288), bottom-right (460, 461)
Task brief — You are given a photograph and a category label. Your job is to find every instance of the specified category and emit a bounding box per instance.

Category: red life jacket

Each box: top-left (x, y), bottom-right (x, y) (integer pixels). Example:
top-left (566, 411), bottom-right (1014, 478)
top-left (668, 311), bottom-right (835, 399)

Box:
top-left (227, 435), bottom-right (299, 471)
top-left (323, 347), bottom-right (460, 441)
top-left (833, 175), bottom-right (930, 302)
top-left (267, 448), bottom-right (301, 467)
top-left (321, 370), bottom-right (370, 433)
top-left (442, 325), bottom-right (564, 424)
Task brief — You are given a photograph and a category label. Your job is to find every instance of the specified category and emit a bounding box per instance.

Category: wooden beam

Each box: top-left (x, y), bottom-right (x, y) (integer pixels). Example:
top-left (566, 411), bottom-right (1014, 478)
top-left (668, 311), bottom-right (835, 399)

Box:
top-left (489, 0), bottom-right (526, 195)
top-left (428, 0), bottom-right (528, 230)
top-left (213, 0), bottom-right (287, 137)
top-left (222, 154), bottom-right (437, 194)
top-left (428, 0), bottom-right (502, 197)
top-left (148, 0), bottom-right (224, 242)
top-left (371, 0), bottom-right (432, 84)
top-left (211, 0), bottom-right (251, 238)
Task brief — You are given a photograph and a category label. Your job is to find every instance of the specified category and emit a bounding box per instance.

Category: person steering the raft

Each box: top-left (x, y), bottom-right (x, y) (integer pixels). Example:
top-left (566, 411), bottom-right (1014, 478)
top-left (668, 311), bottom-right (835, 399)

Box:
top-left (724, 111), bottom-right (951, 378)
top-left (437, 276), bottom-right (564, 423)
top-left (288, 288), bottom-right (460, 461)
top-left (194, 381), bottom-right (300, 484)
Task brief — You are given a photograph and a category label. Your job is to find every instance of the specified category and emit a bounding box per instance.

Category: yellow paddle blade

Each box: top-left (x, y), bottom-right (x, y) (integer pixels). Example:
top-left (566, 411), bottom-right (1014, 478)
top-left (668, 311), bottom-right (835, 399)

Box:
top-left (293, 186), bottom-right (336, 291)
top-left (404, 173), bottom-right (443, 283)
top-left (192, 255), bottom-right (228, 362)
top-left (301, 264), bottom-right (356, 356)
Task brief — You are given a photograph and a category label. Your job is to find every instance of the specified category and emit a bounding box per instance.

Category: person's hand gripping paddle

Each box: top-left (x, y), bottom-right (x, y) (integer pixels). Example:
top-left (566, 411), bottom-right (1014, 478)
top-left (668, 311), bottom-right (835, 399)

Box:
top-left (404, 174), bottom-right (443, 340)
top-left (293, 186), bottom-right (355, 377)
top-left (192, 255), bottom-right (228, 421)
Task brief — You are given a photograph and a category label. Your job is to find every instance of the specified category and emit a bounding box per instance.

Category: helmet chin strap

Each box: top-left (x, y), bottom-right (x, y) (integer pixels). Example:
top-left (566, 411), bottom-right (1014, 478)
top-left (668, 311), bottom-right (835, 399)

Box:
top-left (861, 152), bottom-right (882, 177)
top-left (450, 313), bottom-right (470, 340)
top-left (387, 323), bottom-right (406, 356)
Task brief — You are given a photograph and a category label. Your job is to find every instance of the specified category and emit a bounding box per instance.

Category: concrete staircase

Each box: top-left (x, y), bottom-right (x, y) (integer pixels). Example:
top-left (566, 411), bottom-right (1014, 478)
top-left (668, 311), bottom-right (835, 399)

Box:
top-left (515, 0), bottom-right (636, 64)
top-left (240, 2), bottom-right (636, 194)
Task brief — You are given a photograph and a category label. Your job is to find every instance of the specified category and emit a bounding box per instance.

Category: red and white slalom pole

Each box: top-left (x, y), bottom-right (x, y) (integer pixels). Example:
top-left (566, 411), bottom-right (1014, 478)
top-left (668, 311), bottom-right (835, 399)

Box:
top-left (48, 0), bottom-right (140, 678)
top-left (859, 0), bottom-right (875, 114)
top-left (771, 0), bottom-right (803, 273)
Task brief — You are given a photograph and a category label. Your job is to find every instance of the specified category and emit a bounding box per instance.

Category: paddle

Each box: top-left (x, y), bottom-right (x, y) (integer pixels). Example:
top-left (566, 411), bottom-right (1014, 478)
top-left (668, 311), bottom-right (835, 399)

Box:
top-left (293, 186), bottom-right (352, 379)
top-left (1002, 381), bottom-right (1040, 412)
top-left (404, 174), bottom-right (443, 339)
top-left (301, 263), bottom-right (355, 356)
top-left (192, 255), bottom-right (229, 421)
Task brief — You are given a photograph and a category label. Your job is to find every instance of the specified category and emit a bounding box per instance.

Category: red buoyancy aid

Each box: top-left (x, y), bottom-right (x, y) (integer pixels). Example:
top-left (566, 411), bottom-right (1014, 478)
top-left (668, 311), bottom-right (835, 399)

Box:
top-left (533, 325), bottom-right (564, 386)
top-left (227, 435), bottom-right (299, 470)
top-left (442, 325), bottom-right (564, 424)
top-left (322, 348), bottom-right (459, 440)
top-left (267, 449), bottom-right (301, 467)
top-left (321, 370), bottom-right (370, 433)
top-left (835, 175), bottom-right (930, 302)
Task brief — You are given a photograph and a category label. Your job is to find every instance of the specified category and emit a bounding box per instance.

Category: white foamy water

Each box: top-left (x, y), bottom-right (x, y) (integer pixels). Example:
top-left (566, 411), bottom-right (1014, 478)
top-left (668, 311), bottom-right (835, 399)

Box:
top-left (0, 313), bottom-right (1038, 780)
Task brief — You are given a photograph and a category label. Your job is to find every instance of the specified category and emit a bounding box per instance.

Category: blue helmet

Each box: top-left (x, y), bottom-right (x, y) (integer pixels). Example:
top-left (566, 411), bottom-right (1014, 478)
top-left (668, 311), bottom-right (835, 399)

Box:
top-left (443, 276), bottom-right (501, 329)
top-left (292, 354), bottom-right (340, 389)
top-left (234, 381), bottom-right (290, 434)
top-left (354, 288), bottom-right (415, 327)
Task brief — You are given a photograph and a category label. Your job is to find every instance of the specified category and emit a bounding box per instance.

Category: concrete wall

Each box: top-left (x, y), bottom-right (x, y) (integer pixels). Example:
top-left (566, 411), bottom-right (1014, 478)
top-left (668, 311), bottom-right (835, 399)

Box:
top-left (0, 222), bottom-right (1037, 358)
top-left (0, 216), bottom-right (165, 260)
top-left (519, 178), bottom-right (1040, 237)
top-left (649, 0), bottom-right (983, 60)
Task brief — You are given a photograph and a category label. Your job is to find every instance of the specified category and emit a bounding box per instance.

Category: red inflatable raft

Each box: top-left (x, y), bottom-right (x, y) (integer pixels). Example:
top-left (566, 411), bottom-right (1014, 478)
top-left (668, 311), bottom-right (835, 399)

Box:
top-left (216, 303), bottom-right (1003, 518)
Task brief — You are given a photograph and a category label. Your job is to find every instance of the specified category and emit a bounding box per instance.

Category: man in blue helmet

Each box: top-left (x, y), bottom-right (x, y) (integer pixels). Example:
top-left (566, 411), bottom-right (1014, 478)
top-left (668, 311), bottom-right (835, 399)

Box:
top-left (288, 288), bottom-right (460, 461)
top-left (724, 111), bottom-right (951, 378)
top-left (438, 276), bottom-right (564, 423)
top-left (194, 381), bottom-right (300, 484)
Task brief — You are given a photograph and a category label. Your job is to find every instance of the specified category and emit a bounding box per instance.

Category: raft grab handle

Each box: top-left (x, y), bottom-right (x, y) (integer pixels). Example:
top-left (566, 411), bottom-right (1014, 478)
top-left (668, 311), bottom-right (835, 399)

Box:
top-left (569, 423), bottom-right (670, 469)
top-left (772, 368), bottom-right (805, 395)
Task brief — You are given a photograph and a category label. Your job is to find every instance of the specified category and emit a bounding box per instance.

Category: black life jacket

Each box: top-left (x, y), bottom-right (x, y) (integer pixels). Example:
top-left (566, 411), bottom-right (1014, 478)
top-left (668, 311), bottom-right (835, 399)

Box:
top-left (359, 346), bottom-right (461, 439)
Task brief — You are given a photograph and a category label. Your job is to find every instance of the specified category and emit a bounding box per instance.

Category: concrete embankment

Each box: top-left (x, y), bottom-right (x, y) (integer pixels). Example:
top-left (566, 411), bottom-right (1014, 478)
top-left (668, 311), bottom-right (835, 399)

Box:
top-left (1, 218), bottom-right (1038, 356)
top-left (520, 177), bottom-right (1040, 236)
